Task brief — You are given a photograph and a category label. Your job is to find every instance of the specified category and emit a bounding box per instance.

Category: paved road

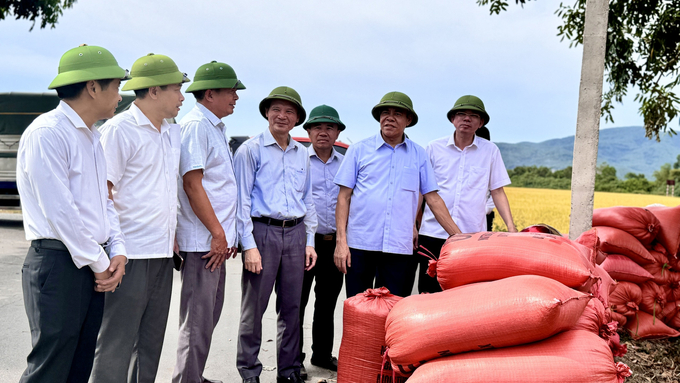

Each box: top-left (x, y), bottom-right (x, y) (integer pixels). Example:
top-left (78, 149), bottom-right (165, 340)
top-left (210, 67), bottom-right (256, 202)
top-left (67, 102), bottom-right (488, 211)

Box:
top-left (0, 214), bottom-right (343, 383)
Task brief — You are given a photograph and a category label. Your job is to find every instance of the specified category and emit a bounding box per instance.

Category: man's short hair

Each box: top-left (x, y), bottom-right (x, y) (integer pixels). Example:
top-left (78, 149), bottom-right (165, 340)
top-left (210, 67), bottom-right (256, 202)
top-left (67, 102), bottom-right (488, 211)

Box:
top-left (192, 88), bottom-right (223, 101)
top-left (55, 79), bottom-right (116, 100)
top-left (134, 85), bottom-right (168, 99)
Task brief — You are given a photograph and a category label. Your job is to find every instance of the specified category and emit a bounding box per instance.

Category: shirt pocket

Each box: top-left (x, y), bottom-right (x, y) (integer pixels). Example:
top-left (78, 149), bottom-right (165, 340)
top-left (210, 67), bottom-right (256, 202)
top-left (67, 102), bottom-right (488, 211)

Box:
top-left (467, 166), bottom-right (489, 190)
top-left (400, 166), bottom-right (419, 192)
top-left (288, 166), bottom-right (306, 193)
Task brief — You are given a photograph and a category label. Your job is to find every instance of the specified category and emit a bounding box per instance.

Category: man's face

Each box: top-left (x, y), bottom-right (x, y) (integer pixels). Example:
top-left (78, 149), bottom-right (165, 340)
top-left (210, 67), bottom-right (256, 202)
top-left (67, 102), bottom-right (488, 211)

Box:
top-left (266, 99), bottom-right (299, 135)
top-left (96, 78), bottom-right (123, 120)
top-left (379, 107), bottom-right (411, 141)
top-left (307, 122), bottom-right (340, 152)
top-left (210, 88), bottom-right (239, 118)
top-left (451, 109), bottom-right (485, 135)
top-left (156, 83), bottom-right (185, 119)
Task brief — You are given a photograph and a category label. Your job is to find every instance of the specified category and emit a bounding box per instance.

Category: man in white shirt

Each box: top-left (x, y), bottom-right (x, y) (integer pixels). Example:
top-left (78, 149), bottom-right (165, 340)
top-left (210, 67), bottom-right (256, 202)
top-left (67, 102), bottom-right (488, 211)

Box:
top-left (90, 53), bottom-right (189, 383)
top-left (172, 61), bottom-right (245, 383)
top-left (417, 95), bottom-right (517, 293)
top-left (16, 44), bottom-right (128, 383)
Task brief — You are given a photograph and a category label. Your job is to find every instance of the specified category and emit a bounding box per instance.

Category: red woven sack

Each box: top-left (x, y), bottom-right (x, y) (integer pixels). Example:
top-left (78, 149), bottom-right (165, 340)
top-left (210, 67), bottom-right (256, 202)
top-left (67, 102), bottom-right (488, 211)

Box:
top-left (593, 264), bottom-right (618, 308)
top-left (384, 275), bottom-right (590, 374)
top-left (337, 288), bottom-right (406, 383)
top-left (601, 254), bottom-right (654, 284)
top-left (569, 298), bottom-right (617, 341)
top-left (640, 281), bottom-right (666, 319)
top-left (647, 205), bottom-right (680, 257)
top-left (435, 232), bottom-right (595, 290)
top-left (661, 300), bottom-right (680, 329)
top-left (593, 206), bottom-right (660, 246)
top-left (405, 330), bottom-right (632, 383)
top-left (611, 311), bottom-right (628, 327)
top-left (650, 248), bottom-right (669, 264)
top-left (596, 226), bottom-right (655, 265)
top-left (609, 281), bottom-right (642, 318)
top-left (642, 262), bottom-right (671, 285)
top-left (575, 228), bottom-right (600, 265)
top-left (665, 272), bottom-right (680, 302)
top-left (624, 310), bottom-right (680, 339)
top-left (607, 332), bottom-right (628, 357)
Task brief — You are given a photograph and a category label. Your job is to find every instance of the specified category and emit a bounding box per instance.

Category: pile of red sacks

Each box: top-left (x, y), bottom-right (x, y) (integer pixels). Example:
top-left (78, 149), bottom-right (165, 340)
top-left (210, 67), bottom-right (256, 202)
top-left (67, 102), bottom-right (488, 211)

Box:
top-left (337, 230), bottom-right (633, 383)
top-left (592, 206), bottom-right (680, 339)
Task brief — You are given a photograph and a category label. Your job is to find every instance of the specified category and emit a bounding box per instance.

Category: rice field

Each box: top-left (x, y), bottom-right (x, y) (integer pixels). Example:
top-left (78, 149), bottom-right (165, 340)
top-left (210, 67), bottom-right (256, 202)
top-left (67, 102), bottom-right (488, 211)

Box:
top-left (493, 187), bottom-right (680, 234)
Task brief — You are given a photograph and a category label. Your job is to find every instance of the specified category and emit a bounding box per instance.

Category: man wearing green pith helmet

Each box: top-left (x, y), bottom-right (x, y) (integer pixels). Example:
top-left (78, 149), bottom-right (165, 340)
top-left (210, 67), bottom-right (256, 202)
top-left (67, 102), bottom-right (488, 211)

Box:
top-left (90, 53), bottom-right (189, 383)
top-left (333, 91), bottom-right (462, 298)
top-left (17, 44), bottom-right (129, 383)
top-left (172, 61), bottom-right (245, 383)
top-left (234, 86), bottom-right (318, 383)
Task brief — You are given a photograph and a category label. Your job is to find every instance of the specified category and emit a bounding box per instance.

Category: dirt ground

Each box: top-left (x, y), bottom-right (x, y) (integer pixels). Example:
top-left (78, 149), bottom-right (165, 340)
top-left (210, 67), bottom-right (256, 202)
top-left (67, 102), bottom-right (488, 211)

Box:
top-left (617, 333), bottom-right (680, 383)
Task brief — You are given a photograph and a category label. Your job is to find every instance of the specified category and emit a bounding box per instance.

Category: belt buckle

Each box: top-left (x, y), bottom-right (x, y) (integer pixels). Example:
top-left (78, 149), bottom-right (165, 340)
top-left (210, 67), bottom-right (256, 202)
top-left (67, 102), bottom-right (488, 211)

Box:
top-left (282, 219), bottom-right (289, 228)
top-left (323, 234), bottom-right (333, 241)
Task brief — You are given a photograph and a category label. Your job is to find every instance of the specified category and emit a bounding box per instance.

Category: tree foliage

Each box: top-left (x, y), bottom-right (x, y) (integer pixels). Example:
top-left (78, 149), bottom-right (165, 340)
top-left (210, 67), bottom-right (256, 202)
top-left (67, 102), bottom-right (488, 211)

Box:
top-left (477, 0), bottom-right (680, 141)
top-left (0, 0), bottom-right (76, 30)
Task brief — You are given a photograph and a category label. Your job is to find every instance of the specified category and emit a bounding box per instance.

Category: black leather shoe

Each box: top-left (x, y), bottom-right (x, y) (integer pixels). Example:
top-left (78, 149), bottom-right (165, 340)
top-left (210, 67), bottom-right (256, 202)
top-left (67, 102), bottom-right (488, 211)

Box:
top-left (276, 371), bottom-right (304, 383)
top-left (299, 364), bottom-right (308, 380)
top-left (243, 377), bottom-right (260, 383)
top-left (311, 355), bottom-right (338, 372)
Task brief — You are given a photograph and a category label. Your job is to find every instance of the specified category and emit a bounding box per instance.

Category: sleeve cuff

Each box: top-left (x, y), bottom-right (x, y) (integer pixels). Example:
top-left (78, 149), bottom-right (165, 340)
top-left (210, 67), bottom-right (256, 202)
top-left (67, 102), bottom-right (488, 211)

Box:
top-left (108, 243), bottom-right (127, 259)
top-left (241, 235), bottom-right (257, 251)
top-left (89, 250), bottom-right (111, 273)
top-left (306, 234), bottom-right (315, 247)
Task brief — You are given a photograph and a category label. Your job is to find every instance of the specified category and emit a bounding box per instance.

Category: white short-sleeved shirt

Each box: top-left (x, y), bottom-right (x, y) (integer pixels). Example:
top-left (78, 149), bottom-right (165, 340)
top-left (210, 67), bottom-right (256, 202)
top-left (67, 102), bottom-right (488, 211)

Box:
top-left (176, 104), bottom-right (237, 251)
top-left (100, 103), bottom-right (181, 259)
top-left (420, 134), bottom-right (510, 238)
top-left (16, 101), bottom-right (126, 273)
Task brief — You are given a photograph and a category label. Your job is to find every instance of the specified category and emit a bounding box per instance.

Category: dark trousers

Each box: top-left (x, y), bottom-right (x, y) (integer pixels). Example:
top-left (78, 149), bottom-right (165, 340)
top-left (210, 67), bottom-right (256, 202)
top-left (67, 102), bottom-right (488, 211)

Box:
top-left (237, 221), bottom-right (306, 379)
top-left (487, 211), bottom-right (495, 232)
top-left (345, 248), bottom-right (418, 298)
top-left (91, 258), bottom-right (173, 383)
top-left (416, 235), bottom-right (447, 294)
top-left (173, 251), bottom-right (226, 383)
top-left (299, 233), bottom-right (343, 363)
top-left (20, 239), bottom-right (105, 383)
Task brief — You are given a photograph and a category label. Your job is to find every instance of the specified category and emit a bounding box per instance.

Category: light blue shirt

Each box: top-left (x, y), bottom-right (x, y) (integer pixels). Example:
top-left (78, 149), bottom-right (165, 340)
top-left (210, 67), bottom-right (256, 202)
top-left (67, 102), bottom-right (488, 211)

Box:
top-left (334, 133), bottom-right (438, 255)
top-left (234, 129), bottom-right (318, 250)
top-left (308, 145), bottom-right (343, 235)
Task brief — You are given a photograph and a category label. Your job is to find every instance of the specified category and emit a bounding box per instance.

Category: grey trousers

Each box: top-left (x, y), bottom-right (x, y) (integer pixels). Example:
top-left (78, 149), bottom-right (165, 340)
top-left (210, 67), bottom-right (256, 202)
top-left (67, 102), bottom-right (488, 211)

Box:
top-left (90, 257), bottom-right (173, 383)
top-left (172, 251), bottom-right (226, 383)
top-left (20, 240), bottom-right (104, 383)
top-left (237, 221), bottom-right (306, 379)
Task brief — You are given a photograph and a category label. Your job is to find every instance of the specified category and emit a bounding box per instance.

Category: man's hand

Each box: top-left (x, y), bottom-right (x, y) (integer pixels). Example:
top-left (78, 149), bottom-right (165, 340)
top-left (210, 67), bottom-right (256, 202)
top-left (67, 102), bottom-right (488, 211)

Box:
top-left (305, 246), bottom-right (317, 271)
top-left (202, 233), bottom-right (229, 272)
top-left (334, 239), bottom-right (351, 274)
top-left (228, 246), bottom-right (238, 259)
top-left (95, 255), bottom-right (127, 292)
top-left (413, 225), bottom-right (419, 250)
top-left (244, 248), bottom-right (262, 274)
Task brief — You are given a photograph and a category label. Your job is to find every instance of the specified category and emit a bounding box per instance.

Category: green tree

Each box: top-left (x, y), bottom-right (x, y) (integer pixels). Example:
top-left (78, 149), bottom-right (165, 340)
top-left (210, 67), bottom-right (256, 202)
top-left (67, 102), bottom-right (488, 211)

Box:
top-left (0, 0), bottom-right (76, 30)
top-left (477, 0), bottom-right (680, 141)
top-left (673, 154), bottom-right (680, 170)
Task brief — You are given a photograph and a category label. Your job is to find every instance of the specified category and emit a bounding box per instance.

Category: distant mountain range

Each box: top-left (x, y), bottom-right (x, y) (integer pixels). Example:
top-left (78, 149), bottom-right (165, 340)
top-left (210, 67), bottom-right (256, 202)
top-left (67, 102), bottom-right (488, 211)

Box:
top-left (496, 126), bottom-right (680, 179)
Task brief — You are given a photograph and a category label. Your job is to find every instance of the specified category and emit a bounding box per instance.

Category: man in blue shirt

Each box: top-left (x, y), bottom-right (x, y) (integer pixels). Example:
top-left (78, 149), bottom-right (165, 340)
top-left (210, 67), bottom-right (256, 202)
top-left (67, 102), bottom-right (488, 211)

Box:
top-left (298, 105), bottom-right (345, 377)
top-left (234, 87), bottom-right (318, 383)
top-left (334, 92), bottom-right (461, 298)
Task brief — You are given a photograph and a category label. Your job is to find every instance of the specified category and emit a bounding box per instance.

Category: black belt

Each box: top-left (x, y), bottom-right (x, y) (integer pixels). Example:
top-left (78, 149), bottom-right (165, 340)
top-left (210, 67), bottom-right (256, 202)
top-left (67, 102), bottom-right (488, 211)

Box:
top-left (315, 233), bottom-right (336, 241)
top-left (32, 238), bottom-right (106, 252)
top-left (252, 216), bottom-right (305, 228)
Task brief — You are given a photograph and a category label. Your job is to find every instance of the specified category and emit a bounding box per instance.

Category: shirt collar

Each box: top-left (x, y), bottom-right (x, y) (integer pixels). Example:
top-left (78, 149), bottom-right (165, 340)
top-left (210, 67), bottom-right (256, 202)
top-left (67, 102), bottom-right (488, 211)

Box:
top-left (448, 132), bottom-right (479, 150)
top-left (195, 103), bottom-right (224, 128)
top-left (263, 127), bottom-right (294, 151)
top-left (130, 102), bottom-right (171, 134)
top-left (57, 101), bottom-right (90, 131)
top-left (308, 144), bottom-right (340, 163)
top-left (374, 133), bottom-right (409, 151)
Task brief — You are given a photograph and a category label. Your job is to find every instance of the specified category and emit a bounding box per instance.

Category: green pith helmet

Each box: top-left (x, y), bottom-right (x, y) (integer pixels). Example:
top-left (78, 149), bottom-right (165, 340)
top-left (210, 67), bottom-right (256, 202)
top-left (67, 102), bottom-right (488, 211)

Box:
top-left (48, 44), bottom-right (129, 89)
top-left (303, 104), bottom-right (345, 131)
top-left (185, 61), bottom-right (245, 93)
top-left (259, 86), bottom-right (306, 126)
top-left (447, 95), bottom-right (490, 124)
top-left (121, 53), bottom-right (190, 91)
top-left (371, 91), bottom-right (418, 127)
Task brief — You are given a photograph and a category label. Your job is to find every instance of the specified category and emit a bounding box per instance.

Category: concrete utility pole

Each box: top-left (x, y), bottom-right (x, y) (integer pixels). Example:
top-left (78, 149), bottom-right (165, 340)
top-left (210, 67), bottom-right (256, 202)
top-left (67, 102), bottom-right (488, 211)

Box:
top-left (569, 0), bottom-right (609, 240)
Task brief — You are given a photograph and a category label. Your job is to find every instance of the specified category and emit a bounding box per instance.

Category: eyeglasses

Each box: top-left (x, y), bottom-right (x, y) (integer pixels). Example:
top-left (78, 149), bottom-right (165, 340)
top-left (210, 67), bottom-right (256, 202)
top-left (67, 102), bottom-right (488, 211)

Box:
top-left (455, 112), bottom-right (481, 121)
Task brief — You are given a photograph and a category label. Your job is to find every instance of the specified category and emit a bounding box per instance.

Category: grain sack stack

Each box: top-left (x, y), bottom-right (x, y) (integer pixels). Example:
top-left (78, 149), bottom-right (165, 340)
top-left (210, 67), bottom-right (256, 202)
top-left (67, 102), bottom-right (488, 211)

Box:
top-left (592, 206), bottom-right (680, 340)
top-left (375, 232), bottom-right (631, 382)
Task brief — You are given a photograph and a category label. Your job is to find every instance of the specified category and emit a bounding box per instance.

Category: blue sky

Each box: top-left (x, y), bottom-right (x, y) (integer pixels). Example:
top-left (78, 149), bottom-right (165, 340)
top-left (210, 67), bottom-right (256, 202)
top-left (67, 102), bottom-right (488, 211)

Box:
top-left (0, 0), bottom-right (650, 145)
